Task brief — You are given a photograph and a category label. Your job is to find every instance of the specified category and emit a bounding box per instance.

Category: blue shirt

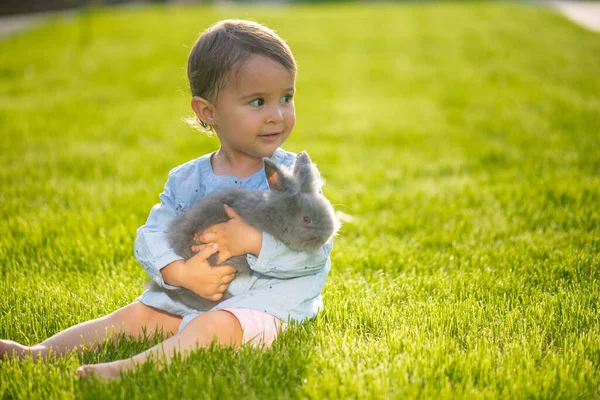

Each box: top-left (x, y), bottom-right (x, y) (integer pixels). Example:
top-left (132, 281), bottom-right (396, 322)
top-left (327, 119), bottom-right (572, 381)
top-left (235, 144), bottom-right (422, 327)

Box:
top-left (135, 148), bottom-right (333, 324)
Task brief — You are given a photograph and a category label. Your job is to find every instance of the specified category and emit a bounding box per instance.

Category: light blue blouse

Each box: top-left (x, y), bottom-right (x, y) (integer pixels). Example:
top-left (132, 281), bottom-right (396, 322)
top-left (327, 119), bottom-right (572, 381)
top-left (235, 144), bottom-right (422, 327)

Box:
top-left (134, 148), bottom-right (333, 328)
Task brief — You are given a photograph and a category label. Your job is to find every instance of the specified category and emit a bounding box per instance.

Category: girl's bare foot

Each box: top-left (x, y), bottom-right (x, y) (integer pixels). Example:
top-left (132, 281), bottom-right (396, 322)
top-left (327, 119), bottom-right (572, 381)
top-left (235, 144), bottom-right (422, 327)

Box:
top-left (77, 360), bottom-right (129, 381)
top-left (0, 340), bottom-right (35, 359)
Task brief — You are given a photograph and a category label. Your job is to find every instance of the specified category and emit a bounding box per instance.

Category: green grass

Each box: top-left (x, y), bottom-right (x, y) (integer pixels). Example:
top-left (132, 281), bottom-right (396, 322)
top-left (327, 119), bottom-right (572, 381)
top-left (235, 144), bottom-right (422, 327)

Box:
top-left (1, 2), bottom-right (599, 398)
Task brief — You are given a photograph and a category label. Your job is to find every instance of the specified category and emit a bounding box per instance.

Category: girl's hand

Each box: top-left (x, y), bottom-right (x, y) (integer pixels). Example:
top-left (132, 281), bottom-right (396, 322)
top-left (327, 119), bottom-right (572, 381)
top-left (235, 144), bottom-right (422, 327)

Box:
top-left (162, 244), bottom-right (236, 301)
top-left (192, 205), bottom-right (263, 264)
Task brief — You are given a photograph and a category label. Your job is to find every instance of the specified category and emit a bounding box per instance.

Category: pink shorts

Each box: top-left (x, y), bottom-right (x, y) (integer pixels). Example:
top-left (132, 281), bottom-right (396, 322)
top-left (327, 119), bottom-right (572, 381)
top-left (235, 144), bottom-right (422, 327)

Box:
top-left (177, 307), bottom-right (287, 348)
top-left (220, 308), bottom-right (287, 348)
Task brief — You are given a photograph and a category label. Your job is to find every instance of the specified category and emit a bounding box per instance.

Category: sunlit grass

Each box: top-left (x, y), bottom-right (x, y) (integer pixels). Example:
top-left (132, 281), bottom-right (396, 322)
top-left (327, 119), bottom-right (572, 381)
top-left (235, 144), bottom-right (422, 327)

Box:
top-left (1, 2), bottom-right (599, 398)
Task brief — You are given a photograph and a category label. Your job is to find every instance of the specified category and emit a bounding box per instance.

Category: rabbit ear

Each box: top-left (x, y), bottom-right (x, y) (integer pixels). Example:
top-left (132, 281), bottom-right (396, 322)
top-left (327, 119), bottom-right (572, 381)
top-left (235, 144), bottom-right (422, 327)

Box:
top-left (293, 151), bottom-right (311, 174)
top-left (293, 151), bottom-right (322, 193)
top-left (264, 158), bottom-right (297, 193)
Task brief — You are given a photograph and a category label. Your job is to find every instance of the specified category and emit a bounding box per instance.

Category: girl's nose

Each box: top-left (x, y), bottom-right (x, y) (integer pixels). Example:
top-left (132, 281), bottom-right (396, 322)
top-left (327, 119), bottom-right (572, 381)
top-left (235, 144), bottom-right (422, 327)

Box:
top-left (266, 106), bottom-right (284, 123)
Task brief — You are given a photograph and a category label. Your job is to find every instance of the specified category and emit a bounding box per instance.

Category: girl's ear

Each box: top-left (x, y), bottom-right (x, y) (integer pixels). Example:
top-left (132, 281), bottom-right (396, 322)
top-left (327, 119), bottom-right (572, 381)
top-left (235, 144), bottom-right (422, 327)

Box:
top-left (191, 96), bottom-right (216, 126)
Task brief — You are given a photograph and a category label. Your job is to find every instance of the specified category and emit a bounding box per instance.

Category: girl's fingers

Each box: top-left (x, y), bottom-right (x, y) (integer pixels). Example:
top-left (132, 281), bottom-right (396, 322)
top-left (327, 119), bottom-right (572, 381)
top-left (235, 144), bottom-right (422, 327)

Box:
top-left (192, 243), bottom-right (218, 260)
top-left (224, 204), bottom-right (241, 219)
top-left (217, 252), bottom-right (232, 264)
top-left (191, 244), bottom-right (206, 253)
top-left (221, 273), bottom-right (236, 283)
top-left (198, 232), bottom-right (218, 243)
top-left (214, 265), bottom-right (236, 276)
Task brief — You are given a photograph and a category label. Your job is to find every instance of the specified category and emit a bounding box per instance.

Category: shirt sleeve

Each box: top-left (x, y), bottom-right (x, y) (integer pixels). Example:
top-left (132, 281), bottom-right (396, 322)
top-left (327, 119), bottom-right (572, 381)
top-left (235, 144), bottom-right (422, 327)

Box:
top-left (246, 232), bottom-right (332, 279)
top-left (133, 171), bottom-right (183, 289)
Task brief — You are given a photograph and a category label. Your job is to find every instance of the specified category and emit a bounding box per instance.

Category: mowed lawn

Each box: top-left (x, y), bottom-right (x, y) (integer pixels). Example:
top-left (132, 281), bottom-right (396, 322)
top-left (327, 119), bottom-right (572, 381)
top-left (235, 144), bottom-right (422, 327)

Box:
top-left (1, 2), bottom-right (599, 398)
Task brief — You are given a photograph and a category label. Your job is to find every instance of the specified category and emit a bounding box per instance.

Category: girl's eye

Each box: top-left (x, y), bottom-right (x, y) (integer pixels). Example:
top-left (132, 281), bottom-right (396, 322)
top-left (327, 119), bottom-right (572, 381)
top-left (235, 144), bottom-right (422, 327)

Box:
top-left (281, 94), bottom-right (293, 104)
top-left (250, 98), bottom-right (265, 107)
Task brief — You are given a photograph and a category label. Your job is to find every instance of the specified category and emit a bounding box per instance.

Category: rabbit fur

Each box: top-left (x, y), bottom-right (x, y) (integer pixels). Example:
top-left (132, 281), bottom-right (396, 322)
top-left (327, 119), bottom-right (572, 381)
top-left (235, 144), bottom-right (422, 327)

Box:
top-left (146, 151), bottom-right (340, 311)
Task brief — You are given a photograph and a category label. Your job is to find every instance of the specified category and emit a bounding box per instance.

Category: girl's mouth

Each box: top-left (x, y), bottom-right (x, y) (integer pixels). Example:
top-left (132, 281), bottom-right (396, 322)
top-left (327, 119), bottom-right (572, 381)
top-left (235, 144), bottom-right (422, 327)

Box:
top-left (258, 132), bottom-right (281, 142)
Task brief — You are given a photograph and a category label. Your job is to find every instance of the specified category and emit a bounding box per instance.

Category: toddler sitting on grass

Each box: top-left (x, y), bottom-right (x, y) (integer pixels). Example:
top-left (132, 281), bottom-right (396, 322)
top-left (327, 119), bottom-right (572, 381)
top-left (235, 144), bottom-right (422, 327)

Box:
top-left (0, 19), bottom-right (336, 380)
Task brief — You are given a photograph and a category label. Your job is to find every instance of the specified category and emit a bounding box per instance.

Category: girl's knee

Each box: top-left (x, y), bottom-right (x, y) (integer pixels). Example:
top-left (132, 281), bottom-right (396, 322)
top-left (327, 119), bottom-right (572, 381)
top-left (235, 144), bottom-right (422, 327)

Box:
top-left (109, 301), bottom-right (153, 323)
top-left (183, 310), bottom-right (243, 347)
top-left (106, 302), bottom-right (160, 335)
top-left (121, 301), bottom-right (181, 338)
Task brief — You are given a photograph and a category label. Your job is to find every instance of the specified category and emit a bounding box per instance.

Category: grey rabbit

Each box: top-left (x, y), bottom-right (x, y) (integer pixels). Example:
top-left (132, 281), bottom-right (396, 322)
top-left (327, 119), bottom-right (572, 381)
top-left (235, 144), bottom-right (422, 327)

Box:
top-left (146, 151), bottom-right (340, 311)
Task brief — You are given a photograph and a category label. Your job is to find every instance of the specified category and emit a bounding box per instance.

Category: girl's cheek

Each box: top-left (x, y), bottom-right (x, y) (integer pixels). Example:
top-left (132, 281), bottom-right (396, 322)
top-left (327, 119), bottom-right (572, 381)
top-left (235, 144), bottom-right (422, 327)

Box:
top-left (285, 108), bottom-right (296, 125)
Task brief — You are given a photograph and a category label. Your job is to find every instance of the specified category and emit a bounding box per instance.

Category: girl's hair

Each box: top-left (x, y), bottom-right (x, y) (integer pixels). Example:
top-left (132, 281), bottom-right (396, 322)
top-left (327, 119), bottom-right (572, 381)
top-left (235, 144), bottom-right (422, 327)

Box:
top-left (187, 19), bottom-right (297, 132)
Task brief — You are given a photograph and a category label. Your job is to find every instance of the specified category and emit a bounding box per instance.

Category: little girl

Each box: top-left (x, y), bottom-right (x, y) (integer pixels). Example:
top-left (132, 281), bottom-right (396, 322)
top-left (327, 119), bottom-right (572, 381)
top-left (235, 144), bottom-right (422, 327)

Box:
top-left (0, 19), bottom-right (333, 380)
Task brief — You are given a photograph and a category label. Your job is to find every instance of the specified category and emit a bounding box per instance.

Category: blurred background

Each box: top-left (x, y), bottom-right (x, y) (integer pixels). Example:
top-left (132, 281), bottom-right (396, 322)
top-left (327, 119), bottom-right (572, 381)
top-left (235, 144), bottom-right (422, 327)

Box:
top-left (1, 0), bottom-right (599, 397)
top-left (1, 0), bottom-right (177, 16)
top-left (7, 0), bottom-right (275, 16)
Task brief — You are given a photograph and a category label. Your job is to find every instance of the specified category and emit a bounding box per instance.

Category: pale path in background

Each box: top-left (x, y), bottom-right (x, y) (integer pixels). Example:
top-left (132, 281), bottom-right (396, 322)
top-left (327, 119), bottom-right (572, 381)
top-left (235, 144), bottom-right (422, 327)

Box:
top-left (0, 11), bottom-right (73, 38)
top-left (0, 13), bottom-right (47, 37)
top-left (552, 1), bottom-right (600, 32)
top-left (1, 2), bottom-right (599, 38)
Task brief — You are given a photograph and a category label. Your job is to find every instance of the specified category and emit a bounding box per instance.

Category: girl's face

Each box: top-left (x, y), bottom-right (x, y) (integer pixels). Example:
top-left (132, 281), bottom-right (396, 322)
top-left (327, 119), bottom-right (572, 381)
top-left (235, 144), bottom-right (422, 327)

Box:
top-left (211, 55), bottom-right (296, 162)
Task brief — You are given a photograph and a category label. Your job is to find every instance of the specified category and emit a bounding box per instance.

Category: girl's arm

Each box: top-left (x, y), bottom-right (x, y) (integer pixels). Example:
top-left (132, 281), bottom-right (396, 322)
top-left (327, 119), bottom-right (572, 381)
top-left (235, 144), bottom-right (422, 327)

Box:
top-left (135, 171), bottom-right (236, 299)
top-left (196, 206), bottom-right (332, 279)
top-left (134, 174), bottom-right (183, 289)
top-left (247, 233), bottom-right (332, 279)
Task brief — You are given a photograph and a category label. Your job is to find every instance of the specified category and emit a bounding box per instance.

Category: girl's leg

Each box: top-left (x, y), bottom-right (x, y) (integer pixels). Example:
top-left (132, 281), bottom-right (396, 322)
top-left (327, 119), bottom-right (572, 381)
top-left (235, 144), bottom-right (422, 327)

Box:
top-left (77, 309), bottom-right (242, 379)
top-left (0, 301), bottom-right (182, 360)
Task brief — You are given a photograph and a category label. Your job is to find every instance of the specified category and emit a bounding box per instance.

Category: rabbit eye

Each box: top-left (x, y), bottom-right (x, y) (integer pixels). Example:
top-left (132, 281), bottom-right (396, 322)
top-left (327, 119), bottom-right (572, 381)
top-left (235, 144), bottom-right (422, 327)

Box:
top-left (302, 215), bottom-right (313, 225)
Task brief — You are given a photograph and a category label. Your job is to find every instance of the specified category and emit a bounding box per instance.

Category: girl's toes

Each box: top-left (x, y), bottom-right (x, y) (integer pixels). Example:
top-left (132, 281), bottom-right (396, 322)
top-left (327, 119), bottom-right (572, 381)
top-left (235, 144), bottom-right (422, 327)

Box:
top-left (77, 363), bottom-right (123, 381)
top-left (77, 365), bottom-right (105, 380)
top-left (77, 365), bottom-right (92, 378)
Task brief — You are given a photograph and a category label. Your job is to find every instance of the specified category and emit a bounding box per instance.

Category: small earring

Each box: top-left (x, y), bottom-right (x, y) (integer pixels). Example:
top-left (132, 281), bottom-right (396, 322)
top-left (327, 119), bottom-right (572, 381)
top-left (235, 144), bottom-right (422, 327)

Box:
top-left (197, 117), bottom-right (210, 130)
